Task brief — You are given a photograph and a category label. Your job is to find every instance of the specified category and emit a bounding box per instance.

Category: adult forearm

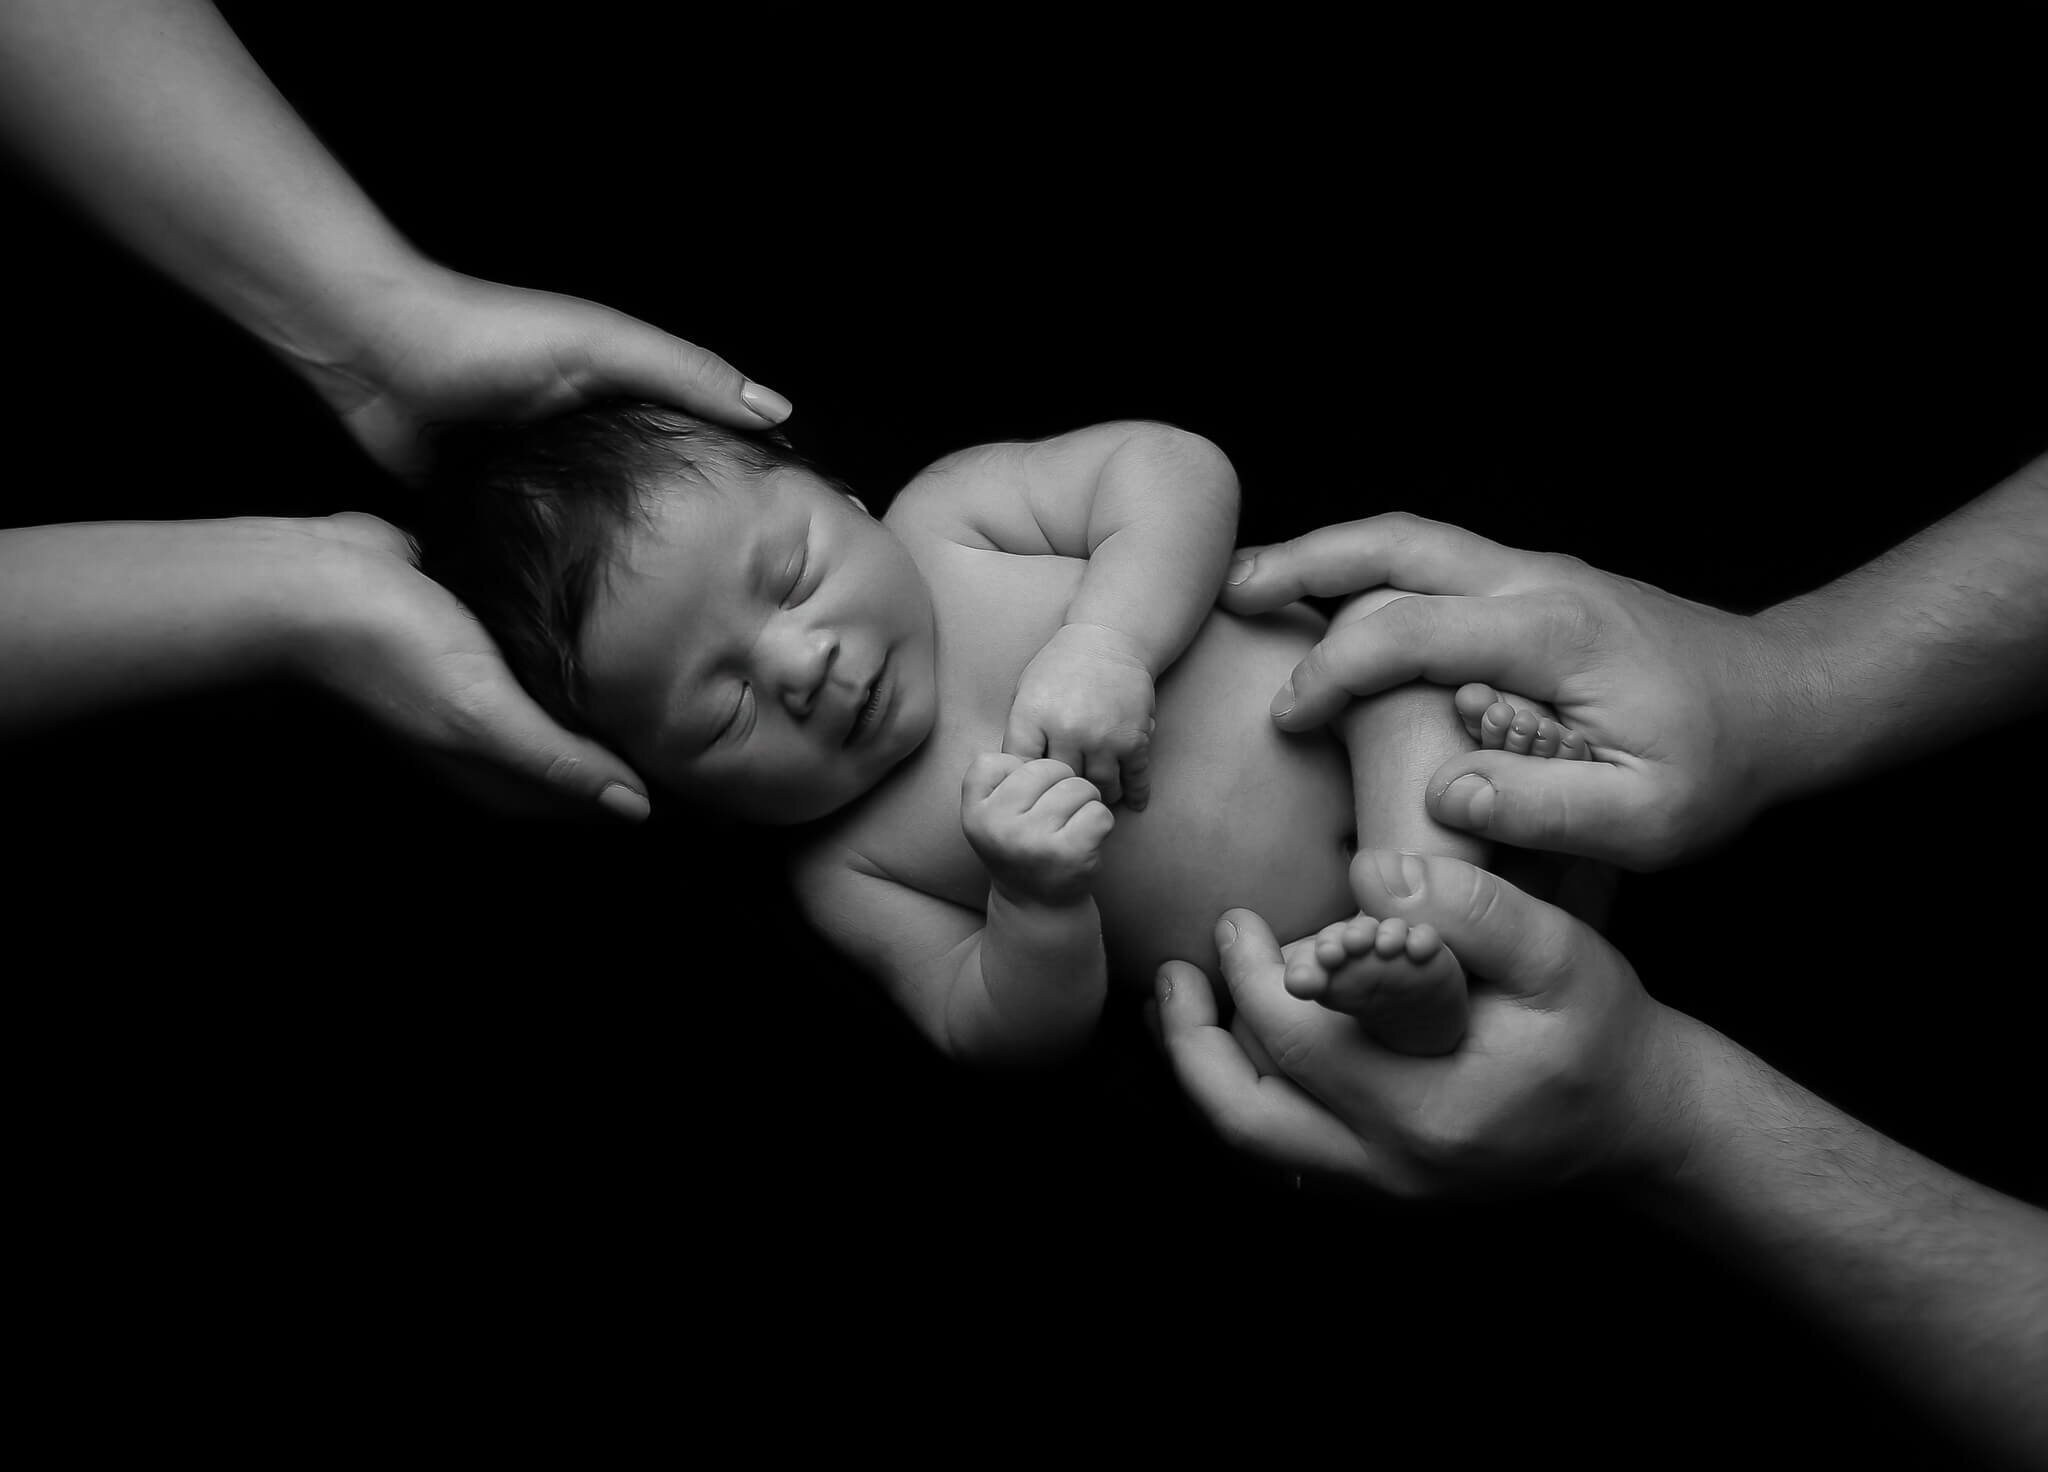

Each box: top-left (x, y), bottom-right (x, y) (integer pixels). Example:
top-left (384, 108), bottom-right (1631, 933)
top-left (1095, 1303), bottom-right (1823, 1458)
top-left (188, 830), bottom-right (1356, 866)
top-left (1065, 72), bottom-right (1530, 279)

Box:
top-left (0, 519), bottom-right (322, 731)
top-left (1646, 1018), bottom-right (2048, 1467)
top-left (0, 0), bottom-right (418, 373)
top-left (1065, 426), bottom-right (1239, 675)
top-left (1755, 456), bottom-right (2048, 804)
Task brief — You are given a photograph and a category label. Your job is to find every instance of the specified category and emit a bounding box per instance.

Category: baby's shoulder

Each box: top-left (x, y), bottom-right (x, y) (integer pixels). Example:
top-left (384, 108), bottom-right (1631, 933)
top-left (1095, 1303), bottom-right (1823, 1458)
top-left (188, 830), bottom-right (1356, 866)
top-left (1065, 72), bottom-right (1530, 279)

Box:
top-left (882, 439), bottom-right (1021, 550)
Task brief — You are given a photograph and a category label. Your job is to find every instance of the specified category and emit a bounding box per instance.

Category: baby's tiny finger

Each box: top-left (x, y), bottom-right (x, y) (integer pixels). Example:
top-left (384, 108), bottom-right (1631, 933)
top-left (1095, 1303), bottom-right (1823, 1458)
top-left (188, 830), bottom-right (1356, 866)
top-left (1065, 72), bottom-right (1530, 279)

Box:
top-left (1082, 749), bottom-right (1122, 809)
top-left (998, 756), bottom-right (1083, 810)
top-left (961, 750), bottom-right (1026, 804)
top-left (1000, 718), bottom-right (1048, 761)
top-left (1121, 738), bottom-right (1152, 812)
top-left (1037, 773), bottom-right (1105, 824)
top-left (1064, 799), bottom-right (1116, 846)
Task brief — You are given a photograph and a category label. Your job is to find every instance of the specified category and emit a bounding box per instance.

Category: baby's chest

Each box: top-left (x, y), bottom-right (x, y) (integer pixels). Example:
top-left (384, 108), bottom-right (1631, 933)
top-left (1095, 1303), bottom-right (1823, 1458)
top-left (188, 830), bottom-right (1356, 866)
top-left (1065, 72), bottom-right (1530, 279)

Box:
top-left (837, 583), bottom-right (1361, 977)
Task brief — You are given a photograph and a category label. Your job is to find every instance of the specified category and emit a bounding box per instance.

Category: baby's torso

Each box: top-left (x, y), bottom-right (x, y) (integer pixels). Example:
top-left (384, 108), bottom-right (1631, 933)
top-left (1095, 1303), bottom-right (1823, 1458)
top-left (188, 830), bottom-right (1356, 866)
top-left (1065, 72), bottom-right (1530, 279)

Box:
top-left (800, 543), bottom-right (1357, 982)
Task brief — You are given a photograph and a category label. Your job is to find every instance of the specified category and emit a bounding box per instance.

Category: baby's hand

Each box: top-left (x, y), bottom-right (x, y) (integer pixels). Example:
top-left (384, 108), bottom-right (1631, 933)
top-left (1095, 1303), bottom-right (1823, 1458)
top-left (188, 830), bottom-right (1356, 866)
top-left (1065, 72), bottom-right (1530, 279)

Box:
top-left (1002, 622), bottom-right (1156, 809)
top-left (962, 753), bottom-right (1116, 907)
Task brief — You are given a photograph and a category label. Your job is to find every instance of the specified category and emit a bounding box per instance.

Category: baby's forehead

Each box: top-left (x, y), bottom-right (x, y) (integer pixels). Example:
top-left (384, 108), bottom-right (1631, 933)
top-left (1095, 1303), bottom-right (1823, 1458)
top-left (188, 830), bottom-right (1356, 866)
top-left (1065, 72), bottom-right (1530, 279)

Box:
top-left (584, 472), bottom-right (816, 695)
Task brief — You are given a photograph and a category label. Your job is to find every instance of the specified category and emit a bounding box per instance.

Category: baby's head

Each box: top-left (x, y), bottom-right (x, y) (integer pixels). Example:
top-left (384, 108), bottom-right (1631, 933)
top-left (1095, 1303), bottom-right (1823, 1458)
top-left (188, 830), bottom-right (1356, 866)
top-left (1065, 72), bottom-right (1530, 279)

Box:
top-left (425, 403), bottom-right (938, 824)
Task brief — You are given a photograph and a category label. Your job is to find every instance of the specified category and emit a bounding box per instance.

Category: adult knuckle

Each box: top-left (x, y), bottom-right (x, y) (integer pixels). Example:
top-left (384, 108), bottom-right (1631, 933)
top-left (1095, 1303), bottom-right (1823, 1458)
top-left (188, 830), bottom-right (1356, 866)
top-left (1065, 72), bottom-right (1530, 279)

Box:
top-left (540, 751), bottom-right (584, 787)
top-left (1454, 867), bottom-right (1509, 932)
top-left (1269, 1017), bottom-right (1322, 1077)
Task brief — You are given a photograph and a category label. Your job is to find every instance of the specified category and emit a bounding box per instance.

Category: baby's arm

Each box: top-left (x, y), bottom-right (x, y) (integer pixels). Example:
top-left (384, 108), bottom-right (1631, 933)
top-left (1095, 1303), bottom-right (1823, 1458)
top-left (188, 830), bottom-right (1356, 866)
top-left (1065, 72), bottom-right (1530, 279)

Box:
top-left (795, 756), bottom-right (1114, 1066)
top-left (0, 516), bottom-right (337, 733)
top-left (898, 422), bottom-right (1239, 808)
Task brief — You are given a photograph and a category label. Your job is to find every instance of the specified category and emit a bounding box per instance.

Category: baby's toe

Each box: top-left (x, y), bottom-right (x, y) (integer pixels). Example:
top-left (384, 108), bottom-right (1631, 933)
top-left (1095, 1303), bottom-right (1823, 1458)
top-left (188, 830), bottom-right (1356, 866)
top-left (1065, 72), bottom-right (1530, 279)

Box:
top-left (1480, 701), bottom-right (1516, 750)
top-left (1404, 921), bottom-right (1443, 963)
top-left (1313, 924), bottom-right (1352, 970)
top-left (1531, 718), bottom-right (1564, 758)
top-left (1557, 726), bottom-right (1590, 761)
top-left (1285, 954), bottom-right (1330, 999)
top-left (1455, 683), bottom-right (1502, 732)
top-left (1504, 709), bottom-right (1540, 755)
top-left (1371, 916), bottom-right (1409, 958)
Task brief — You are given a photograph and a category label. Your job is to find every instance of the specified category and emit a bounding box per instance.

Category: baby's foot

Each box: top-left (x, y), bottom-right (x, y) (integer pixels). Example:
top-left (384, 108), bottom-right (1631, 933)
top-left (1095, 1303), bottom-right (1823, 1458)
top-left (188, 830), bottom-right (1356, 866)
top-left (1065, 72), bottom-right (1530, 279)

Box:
top-left (1454, 683), bottom-right (1591, 760)
top-left (1285, 913), bottom-right (1468, 1056)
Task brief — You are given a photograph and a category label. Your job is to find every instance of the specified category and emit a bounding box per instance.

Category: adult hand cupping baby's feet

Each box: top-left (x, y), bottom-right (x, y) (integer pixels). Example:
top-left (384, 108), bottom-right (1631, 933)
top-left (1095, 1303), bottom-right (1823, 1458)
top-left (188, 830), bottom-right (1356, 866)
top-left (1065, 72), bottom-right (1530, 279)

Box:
top-left (1158, 850), bottom-right (1698, 1197)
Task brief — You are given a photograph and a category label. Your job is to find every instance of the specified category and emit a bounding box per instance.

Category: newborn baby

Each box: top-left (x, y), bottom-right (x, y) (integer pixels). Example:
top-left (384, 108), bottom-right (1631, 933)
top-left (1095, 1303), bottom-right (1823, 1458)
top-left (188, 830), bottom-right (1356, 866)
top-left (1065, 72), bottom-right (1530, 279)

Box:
top-left (425, 408), bottom-right (1586, 1064)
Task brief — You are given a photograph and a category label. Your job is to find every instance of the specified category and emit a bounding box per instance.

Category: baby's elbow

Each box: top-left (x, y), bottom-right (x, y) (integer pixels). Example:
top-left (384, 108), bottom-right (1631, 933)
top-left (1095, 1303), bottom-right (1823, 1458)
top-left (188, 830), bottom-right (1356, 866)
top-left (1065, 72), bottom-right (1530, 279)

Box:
top-left (1113, 423), bottom-right (1239, 512)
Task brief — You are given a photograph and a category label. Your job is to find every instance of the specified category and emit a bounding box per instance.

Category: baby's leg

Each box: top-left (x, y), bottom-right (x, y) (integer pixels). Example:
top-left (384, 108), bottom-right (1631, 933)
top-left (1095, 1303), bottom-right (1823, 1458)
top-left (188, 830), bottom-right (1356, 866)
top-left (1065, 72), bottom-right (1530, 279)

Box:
top-left (1331, 588), bottom-right (1490, 868)
top-left (1453, 683), bottom-right (1590, 760)
top-left (1286, 914), bottom-right (1467, 1055)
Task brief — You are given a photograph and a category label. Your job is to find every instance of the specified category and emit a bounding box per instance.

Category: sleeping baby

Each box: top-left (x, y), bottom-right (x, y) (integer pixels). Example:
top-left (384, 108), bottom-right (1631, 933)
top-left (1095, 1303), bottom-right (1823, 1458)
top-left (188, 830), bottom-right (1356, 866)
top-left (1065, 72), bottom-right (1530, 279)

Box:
top-left (423, 408), bottom-right (1589, 1064)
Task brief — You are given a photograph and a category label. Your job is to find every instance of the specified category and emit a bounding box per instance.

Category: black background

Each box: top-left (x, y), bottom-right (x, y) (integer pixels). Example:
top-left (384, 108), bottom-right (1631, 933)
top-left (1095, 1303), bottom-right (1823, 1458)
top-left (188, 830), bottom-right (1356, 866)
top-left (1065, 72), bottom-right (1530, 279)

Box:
top-left (8, 10), bottom-right (2043, 1463)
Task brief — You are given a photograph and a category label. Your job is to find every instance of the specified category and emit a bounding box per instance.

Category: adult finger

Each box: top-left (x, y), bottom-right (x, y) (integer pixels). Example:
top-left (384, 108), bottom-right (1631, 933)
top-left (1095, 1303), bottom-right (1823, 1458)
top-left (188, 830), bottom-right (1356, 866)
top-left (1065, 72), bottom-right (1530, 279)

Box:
top-left (1272, 593), bottom-right (1579, 732)
top-left (463, 679), bottom-right (651, 822)
top-left (1347, 850), bottom-right (1580, 1000)
top-left (1211, 908), bottom-right (1332, 1065)
top-left (1221, 514), bottom-right (1538, 615)
top-left (565, 308), bottom-right (793, 431)
top-left (1426, 751), bottom-right (1675, 869)
top-left (1155, 961), bottom-right (1379, 1177)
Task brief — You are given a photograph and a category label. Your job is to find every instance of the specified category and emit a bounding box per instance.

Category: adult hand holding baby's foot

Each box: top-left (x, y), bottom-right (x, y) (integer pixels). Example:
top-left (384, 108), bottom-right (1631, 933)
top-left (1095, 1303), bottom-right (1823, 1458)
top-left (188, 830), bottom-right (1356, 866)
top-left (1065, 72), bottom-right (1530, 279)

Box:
top-left (1158, 849), bottom-right (1696, 1197)
top-left (1222, 514), bottom-right (1798, 869)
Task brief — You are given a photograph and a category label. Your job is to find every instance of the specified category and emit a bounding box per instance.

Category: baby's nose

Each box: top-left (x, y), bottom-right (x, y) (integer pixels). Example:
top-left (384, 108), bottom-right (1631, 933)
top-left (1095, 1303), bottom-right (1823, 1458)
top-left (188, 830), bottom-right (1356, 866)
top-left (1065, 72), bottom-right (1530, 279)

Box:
top-left (775, 628), bottom-right (839, 716)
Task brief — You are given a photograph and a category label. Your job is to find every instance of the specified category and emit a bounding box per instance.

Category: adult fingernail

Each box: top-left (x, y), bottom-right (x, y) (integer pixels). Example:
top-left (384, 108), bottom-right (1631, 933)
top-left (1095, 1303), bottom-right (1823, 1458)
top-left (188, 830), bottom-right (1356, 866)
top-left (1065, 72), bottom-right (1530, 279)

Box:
top-left (740, 381), bottom-right (793, 423)
top-left (1271, 682), bottom-right (1294, 720)
top-left (598, 783), bottom-right (651, 822)
top-left (1226, 555), bottom-right (1255, 585)
top-left (1440, 773), bottom-right (1495, 829)
top-left (1373, 849), bottom-right (1426, 898)
top-left (1215, 917), bottom-right (1239, 949)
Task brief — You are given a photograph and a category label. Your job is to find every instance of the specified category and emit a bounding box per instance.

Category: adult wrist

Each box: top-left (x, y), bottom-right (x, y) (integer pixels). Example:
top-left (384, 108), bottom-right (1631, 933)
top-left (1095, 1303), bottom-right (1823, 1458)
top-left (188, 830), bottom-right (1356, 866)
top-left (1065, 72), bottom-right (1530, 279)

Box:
top-left (1731, 599), bottom-right (1844, 813)
top-left (254, 520), bottom-right (392, 688)
top-left (254, 243), bottom-right (439, 408)
top-left (1603, 1005), bottom-right (1723, 1202)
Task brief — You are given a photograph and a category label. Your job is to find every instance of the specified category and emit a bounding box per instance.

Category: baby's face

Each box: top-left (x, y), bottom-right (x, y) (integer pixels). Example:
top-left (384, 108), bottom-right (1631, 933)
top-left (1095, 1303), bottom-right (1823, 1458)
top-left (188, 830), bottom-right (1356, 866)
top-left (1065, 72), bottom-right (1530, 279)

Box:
top-left (578, 467), bottom-right (938, 823)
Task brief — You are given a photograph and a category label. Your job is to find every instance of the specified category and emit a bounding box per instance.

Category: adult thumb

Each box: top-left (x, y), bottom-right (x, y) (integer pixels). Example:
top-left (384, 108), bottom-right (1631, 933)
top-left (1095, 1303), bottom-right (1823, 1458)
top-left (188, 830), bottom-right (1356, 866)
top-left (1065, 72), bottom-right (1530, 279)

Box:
top-left (1425, 751), bottom-right (1662, 868)
top-left (1347, 849), bottom-right (1578, 999)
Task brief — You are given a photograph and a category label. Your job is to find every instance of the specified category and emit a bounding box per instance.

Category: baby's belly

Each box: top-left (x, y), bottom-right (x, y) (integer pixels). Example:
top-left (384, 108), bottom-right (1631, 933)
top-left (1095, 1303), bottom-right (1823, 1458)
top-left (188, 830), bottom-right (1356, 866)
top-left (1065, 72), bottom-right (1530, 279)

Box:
top-left (1093, 605), bottom-right (1357, 985)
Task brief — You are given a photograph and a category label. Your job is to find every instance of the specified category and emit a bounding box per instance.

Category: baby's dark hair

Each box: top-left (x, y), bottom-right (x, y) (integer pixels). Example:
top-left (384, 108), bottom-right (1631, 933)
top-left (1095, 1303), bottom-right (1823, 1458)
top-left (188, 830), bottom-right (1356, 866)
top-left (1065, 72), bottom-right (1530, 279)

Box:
top-left (418, 402), bottom-right (843, 730)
